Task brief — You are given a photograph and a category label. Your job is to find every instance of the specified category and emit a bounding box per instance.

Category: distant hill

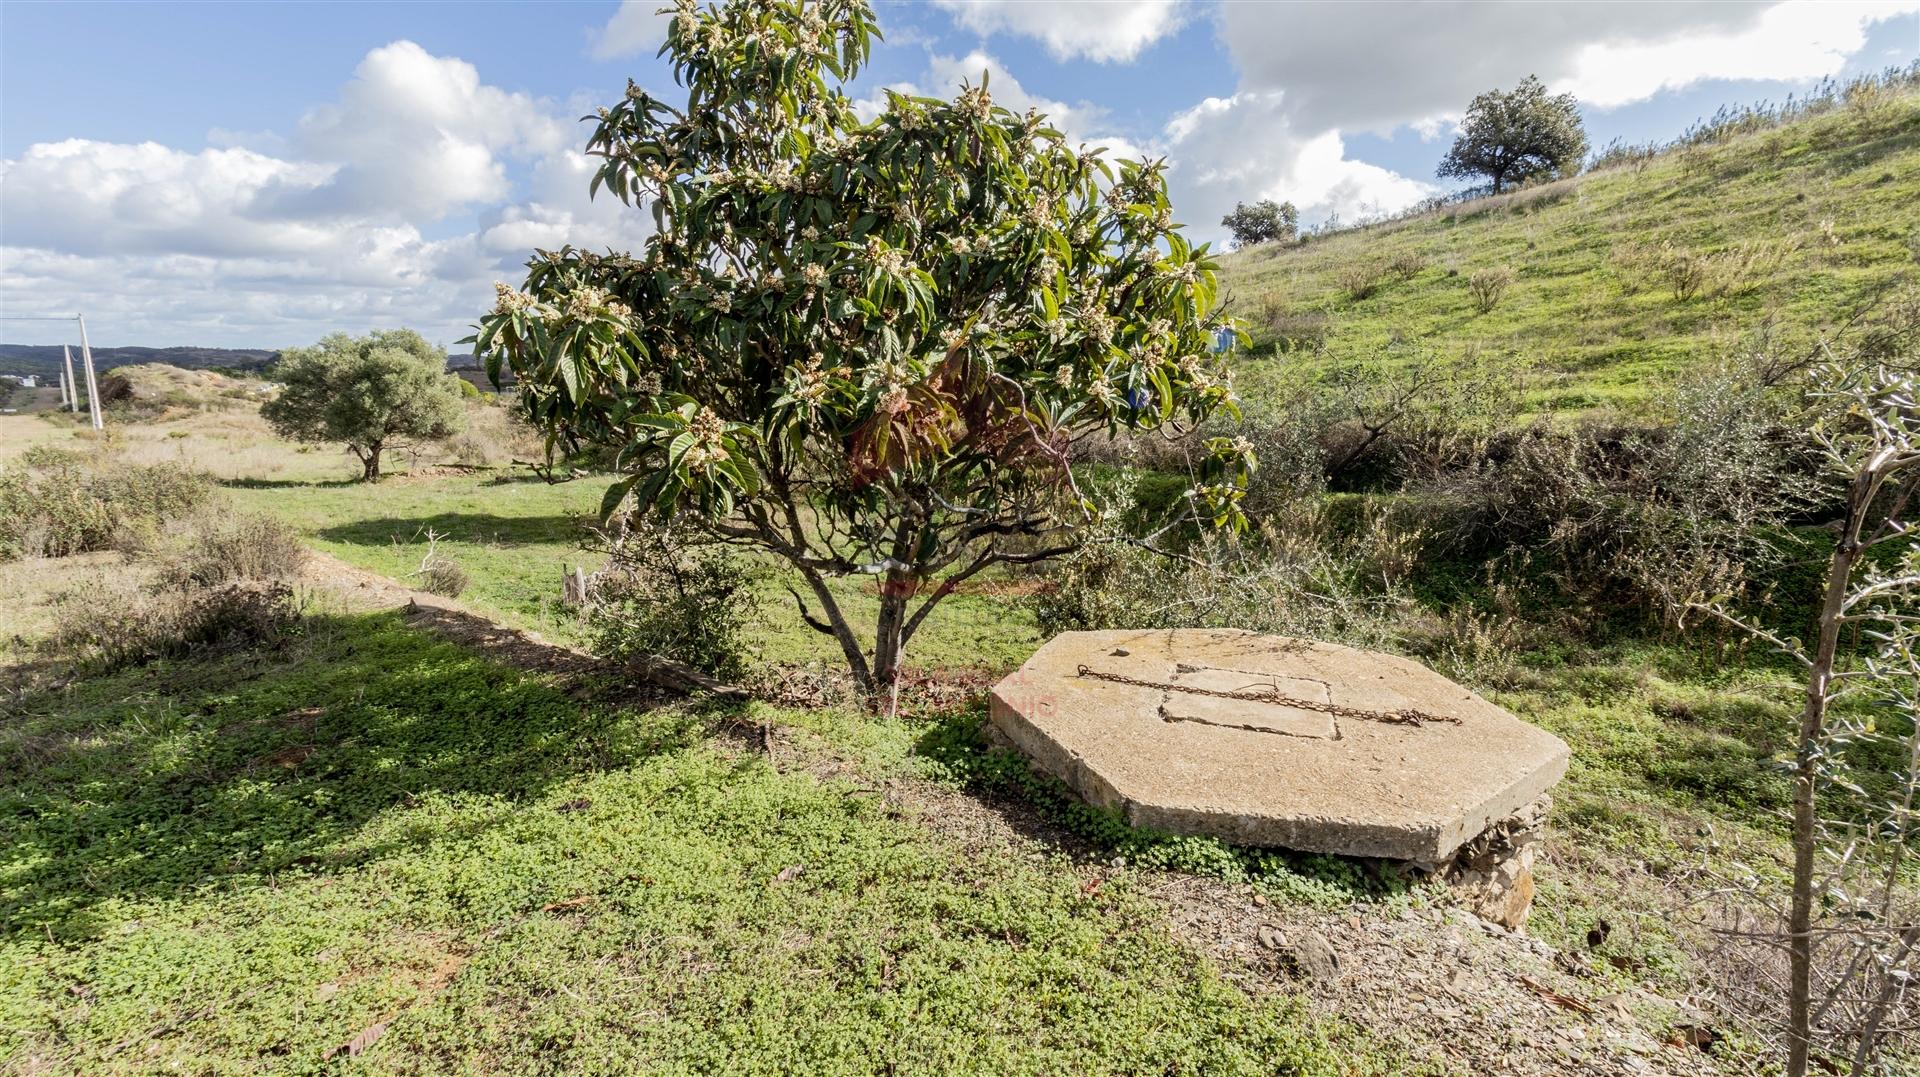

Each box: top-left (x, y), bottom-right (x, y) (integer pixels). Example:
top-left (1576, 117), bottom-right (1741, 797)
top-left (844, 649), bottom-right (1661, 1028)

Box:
top-left (1218, 80), bottom-right (1920, 411)
top-left (0, 345), bottom-right (277, 383)
top-left (0, 346), bottom-right (494, 384)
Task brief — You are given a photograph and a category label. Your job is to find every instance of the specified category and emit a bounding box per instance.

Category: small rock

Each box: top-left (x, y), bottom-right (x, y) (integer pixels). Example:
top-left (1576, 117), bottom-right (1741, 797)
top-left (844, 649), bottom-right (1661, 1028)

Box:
top-left (1257, 926), bottom-right (1285, 951)
top-left (1284, 930), bottom-right (1341, 983)
top-left (1251, 892), bottom-right (1268, 908)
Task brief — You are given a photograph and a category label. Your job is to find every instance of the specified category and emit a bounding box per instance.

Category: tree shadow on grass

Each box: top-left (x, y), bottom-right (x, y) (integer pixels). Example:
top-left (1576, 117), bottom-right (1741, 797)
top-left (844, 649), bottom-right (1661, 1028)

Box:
top-left (0, 609), bottom-right (736, 943)
top-left (315, 512), bottom-right (585, 548)
top-left (219, 477), bottom-right (360, 490)
top-left (905, 708), bottom-right (1398, 904)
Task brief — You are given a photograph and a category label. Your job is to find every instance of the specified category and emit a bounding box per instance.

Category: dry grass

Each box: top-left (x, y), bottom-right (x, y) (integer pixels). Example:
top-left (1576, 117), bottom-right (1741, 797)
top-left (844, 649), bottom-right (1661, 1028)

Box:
top-left (0, 395), bottom-right (529, 484)
top-left (0, 552), bottom-right (146, 669)
top-left (1, 408), bottom-right (348, 483)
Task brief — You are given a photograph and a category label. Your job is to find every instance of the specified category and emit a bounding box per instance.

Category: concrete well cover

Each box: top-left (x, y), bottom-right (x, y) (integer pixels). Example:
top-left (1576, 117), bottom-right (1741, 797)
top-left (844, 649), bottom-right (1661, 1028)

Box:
top-left (988, 629), bottom-right (1570, 863)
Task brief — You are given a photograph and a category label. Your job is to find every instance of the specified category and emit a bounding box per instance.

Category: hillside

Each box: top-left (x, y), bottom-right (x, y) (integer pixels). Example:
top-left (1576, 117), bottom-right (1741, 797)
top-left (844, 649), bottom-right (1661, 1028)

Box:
top-left (0, 344), bottom-right (276, 382)
top-left (1218, 84), bottom-right (1920, 411)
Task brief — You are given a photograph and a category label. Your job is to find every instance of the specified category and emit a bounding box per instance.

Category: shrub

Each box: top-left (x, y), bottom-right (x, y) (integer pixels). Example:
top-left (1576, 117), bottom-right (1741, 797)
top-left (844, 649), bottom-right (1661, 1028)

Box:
top-left (158, 512), bottom-right (308, 588)
top-left (417, 559), bottom-right (469, 598)
top-left (407, 534), bottom-right (469, 598)
top-left (0, 448), bottom-right (213, 560)
top-left (1384, 251), bottom-right (1427, 282)
top-left (1252, 293), bottom-right (1333, 350)
top-left (1031, 475), bottom-right (1415, 650)
top-left (45, 578), bottom-right (302, 673)
top-left (1662, 245), bottom-right (1711, 301)
top-left (1410, 358), bottom-right (1812, 632)
top-left (1467, 266), bottom-right (1514, 313)
top-left (584, 518), bottom-right (761, 680)
top-left (1336, 262), bottom-right (1389, 301)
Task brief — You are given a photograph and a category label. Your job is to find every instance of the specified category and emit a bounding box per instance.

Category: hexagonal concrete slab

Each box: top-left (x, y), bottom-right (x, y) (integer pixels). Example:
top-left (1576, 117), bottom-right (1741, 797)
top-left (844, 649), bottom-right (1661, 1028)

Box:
top-left (988, 629), bottom-right (1570, 863)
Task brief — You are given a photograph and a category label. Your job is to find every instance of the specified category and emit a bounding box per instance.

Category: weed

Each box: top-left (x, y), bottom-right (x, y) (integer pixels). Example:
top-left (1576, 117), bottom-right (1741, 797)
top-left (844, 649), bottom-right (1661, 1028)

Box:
top-left (1467, 265), bottom-right (1515, 313)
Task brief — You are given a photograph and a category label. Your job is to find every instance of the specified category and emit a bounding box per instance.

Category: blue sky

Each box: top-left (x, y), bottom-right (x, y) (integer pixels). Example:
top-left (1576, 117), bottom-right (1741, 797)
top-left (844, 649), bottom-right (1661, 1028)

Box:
top-left (2, 0), bottom-right (1915, 347)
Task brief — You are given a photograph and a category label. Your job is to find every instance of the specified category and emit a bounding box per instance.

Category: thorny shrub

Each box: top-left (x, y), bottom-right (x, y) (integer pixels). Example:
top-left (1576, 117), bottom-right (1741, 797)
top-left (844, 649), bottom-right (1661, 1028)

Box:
top-left (1467, 266), bottom-right (1515, 313)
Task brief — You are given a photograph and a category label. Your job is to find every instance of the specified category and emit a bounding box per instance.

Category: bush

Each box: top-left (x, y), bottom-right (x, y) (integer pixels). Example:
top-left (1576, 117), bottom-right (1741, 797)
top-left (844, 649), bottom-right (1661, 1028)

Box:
top-left (1661, 243), bottom-right (1711, 301)
top-left (45, 578), bottom-right (302, 673)
top-left (1252, 293), bottom-right (1334, 350)
top-left (1030, 474), bottom-right (1415, 650)
top-left (417, 557), bottom-right (470, 598)
top-left (1384, 251), bottom-right (1427, 282)
top-left (158, 513), bottom-right (308, 588)
top-left (1336, 262), bottom-right (1389, 301)
top-left (1467, 266), bottom-right (1514, 313)
top-left (1409, 357), bottom-right (1812, 632)
top-left (0, 448), bottom-right (213, 559)
top-left (584, 519), bottom-right (761, 680)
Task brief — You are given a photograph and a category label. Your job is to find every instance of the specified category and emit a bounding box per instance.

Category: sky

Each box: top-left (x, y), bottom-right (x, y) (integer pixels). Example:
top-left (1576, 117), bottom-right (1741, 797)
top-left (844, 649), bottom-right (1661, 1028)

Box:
top-left (1, 0), bottom-right (1915, 349)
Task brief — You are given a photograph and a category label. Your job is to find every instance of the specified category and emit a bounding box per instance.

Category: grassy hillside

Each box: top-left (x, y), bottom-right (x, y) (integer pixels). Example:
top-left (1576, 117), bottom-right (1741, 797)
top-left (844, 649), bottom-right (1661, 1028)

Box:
top-left (1218, 84), bottom-right (1920, 411)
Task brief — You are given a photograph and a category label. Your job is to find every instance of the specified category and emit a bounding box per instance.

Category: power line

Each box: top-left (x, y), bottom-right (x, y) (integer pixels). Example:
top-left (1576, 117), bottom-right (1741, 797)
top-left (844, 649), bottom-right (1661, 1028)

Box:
top-left (1, 312), bottom-right (104, 429)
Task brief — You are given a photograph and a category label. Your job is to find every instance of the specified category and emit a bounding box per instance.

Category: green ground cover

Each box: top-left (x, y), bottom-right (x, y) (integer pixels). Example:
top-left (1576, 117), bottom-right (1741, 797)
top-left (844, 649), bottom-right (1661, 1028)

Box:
top-left (1218, 88), bottom-right (1920, 412)
top-left (230, 473), bottom-right (1044, 671)
top-left (0, 611), bottom-right (1378, 1074)
top-left (233, 467), bottom-right (1819, 1005)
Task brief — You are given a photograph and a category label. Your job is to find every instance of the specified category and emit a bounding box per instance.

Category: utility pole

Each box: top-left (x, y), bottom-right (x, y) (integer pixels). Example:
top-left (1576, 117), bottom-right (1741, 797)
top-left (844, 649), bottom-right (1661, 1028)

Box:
top-left (77, 314), bottom-right (102, 430)
top-left (62, 344), bottom-right (78, 411)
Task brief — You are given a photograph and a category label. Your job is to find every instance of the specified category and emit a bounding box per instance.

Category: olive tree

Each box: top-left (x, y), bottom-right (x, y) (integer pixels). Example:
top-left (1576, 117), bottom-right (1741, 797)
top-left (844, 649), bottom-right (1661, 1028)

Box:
top-left (262, 329), bottom-right (467, 481)
top-left (1221, 199), bottom-right (1297, 247)
top-left (1437, 75), bottom-right (1588, 194)
top-left (475, 0), bottom-right (1250, 692)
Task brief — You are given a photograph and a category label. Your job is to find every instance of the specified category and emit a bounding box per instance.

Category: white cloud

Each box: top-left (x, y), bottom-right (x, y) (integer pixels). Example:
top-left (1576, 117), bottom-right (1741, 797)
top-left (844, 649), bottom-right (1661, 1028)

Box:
top-left (932, 0), bottom-right (1186, 63)
top-left (285, 40), bottom-right (571, 220)
top-left (1557, 1), bottom-right (1920, 107)
top-left (0, 40), bottom-right (647, 347)
top-left (1163, 93), bottom-right (1434, 238)
top-left (591, 0), bottom-right (674, 61)
top-left (1, 140), bottom-right (338, 259)
top-left (1218, 1), bottom-right (1918, 133)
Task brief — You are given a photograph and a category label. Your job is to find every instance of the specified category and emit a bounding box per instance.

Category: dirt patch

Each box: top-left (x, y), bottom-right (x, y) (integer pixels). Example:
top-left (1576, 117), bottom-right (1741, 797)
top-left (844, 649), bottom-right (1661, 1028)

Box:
top-left (299, 550), bottom-right (602, 681)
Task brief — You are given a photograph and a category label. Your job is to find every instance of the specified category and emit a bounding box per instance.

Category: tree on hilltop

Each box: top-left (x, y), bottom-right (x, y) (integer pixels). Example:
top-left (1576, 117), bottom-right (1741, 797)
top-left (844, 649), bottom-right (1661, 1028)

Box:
top-left (1437, 75), bottom-right (1588, 194)
top-left (474, 0), bottom-right (1251, 692)
top-left (1221, 199), bottom-right (1298, 247)
top-left (262, 329), bottom-right (466, 481)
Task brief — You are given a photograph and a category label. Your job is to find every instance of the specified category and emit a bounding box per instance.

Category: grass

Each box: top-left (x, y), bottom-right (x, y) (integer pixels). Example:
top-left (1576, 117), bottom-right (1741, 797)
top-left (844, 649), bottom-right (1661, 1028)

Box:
top-left (0, 610), bottom-right (1378, 1074)
top-left (1219, 87), bottom-right (1920, 412)
top-left (229, 472), bottom-right (1045, 670)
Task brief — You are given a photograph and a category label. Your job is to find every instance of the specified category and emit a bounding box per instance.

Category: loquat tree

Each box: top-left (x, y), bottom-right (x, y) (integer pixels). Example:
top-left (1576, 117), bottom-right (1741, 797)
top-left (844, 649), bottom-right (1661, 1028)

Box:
top-left (474, 0), bottom-right (1251, 692)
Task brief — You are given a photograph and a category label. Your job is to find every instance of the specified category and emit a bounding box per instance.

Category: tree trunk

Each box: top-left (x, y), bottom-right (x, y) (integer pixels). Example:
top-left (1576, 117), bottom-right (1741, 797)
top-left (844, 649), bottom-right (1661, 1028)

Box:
top-left (871, 566), bottom-right (912, 694)
top-left (1788, 490), bottom-right (1865, 1077)
top-left (794, 566), bottom-right (873, 692)
top-left (360, 441), bottom-right (384, 482)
